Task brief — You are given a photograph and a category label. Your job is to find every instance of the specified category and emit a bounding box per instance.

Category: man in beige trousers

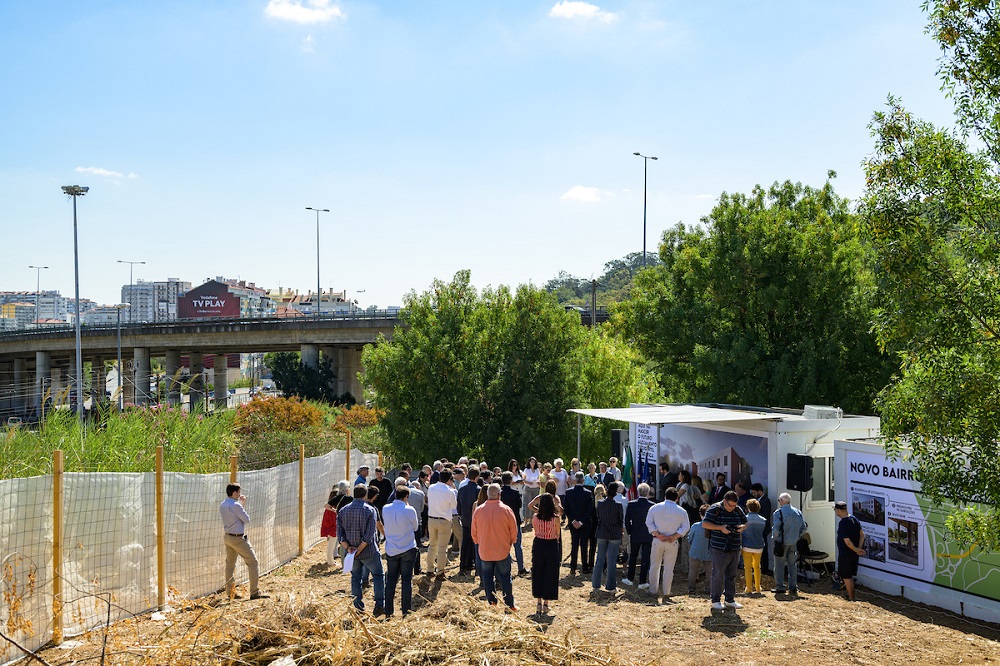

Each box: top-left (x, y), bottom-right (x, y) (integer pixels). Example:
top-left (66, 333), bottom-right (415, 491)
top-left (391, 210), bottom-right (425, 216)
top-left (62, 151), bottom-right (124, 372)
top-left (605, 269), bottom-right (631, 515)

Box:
top-left (220, 483), bottom-right (265, 599)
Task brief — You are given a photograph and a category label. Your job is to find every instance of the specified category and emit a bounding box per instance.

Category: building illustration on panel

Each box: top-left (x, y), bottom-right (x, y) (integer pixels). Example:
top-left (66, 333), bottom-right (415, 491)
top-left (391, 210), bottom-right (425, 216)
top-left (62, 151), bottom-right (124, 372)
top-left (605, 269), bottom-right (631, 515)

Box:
top-left (696, 446), bottom-right (754, 488)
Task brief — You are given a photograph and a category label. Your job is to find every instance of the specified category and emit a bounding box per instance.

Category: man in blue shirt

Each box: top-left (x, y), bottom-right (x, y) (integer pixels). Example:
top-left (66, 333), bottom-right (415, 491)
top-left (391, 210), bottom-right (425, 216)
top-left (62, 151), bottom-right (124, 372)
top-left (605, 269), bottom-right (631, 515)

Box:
top-left (382, 481), bottom-right (420, 618)
top-left (219, 483), bottom-right (263, 600)
top-left (771, 492), bottom-right (807, 595)
top-left (337, 484), bottom-right (385, 615)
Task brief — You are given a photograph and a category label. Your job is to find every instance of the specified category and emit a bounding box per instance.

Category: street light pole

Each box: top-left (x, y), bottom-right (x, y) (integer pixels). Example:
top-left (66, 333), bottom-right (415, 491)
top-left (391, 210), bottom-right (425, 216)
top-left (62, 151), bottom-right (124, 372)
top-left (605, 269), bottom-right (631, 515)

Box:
top-left (117, 259), bottom-right (145, 323)
top-left (306, 207), bottom-right (329, 320)
top-left (62, 185), bottom-right (89, 422)
top-left (28, 265), bottom-right (49, 328)
top-left (115, 303), bottom-right (129, 410)
top-left (633, 152), bottom-right (658, 269)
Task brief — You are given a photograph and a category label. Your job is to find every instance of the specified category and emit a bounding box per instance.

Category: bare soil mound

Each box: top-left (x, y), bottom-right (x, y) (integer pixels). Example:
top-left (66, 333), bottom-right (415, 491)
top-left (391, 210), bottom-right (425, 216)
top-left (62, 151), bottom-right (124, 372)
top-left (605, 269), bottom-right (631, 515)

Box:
top-left (32, 529), bottom-right (999, 665)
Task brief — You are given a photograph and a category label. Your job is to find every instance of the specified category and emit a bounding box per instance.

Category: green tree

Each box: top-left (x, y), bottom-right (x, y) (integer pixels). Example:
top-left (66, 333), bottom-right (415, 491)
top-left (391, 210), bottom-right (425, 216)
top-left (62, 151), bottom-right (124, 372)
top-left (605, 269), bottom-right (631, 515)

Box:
top-left (859, 0), bottom-right (1000, 550)
top-left (363, 270), bottom-right (661, 465)
top-left (615, 179), bottom-right (893, 414)
top-left (545, 251), bottom-right (661, 307)
top-left (264, 352), bottom-right (354, 405)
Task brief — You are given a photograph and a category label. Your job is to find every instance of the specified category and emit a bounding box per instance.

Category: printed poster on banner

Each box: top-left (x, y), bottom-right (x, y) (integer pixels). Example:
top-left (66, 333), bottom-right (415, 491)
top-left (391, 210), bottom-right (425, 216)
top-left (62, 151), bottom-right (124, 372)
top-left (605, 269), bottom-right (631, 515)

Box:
top-left (845, 449), bottom-right (1000, 602)
top-left (635, 423), bottom-right (657, 462)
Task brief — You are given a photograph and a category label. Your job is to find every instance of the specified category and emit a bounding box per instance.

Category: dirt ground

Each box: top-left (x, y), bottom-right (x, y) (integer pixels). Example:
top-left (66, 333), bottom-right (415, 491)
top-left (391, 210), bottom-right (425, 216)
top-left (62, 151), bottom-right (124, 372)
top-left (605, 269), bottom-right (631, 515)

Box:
top-left (31, 527), bottom-right (1000, 665)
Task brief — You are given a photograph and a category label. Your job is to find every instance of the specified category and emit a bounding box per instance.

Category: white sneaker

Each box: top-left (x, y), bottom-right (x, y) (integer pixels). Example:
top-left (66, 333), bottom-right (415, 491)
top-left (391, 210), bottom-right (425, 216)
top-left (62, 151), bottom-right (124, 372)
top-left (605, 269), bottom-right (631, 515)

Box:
top-left (621, 579), bottom-right (634, 586)
top-left (724, 601), bottom-right (743, 609)
top-left (711, 602), bottom-right (724, 610)
top-left (637, 583), bottom-right (650, 591)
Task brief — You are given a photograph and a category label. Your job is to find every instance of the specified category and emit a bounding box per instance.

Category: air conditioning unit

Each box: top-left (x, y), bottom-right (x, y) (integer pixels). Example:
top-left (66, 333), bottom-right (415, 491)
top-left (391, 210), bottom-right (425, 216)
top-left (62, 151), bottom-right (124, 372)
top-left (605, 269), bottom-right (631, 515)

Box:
top-left (803, 405), bottom-right (842, 420)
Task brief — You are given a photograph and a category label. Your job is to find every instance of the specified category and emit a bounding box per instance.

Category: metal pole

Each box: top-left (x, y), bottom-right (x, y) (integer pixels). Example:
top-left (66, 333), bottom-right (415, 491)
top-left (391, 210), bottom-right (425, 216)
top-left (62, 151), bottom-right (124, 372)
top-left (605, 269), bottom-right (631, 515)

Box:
top-left (30, 265), bottom-right (48, 328)
top-left (643, 157), bottom-right (647, 269)
top-left (71, 195), bottom-right (84, 422)
top-left (576, 413), bottom-right (581, 462)
top-left (307, 207), bottom-right (329, 320)
top-left (316, 209), bottom-right (321, 320)
top-left (591, 279), bottom-right (597, 329)
top-left (116, 307), bottom-right (124, 410)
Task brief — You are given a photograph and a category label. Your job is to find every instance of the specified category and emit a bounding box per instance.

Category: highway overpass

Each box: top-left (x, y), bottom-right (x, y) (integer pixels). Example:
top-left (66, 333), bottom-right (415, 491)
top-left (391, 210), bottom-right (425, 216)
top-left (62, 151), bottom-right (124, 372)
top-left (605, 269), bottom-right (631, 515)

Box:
top-left (0, 312), bottom-right (400, 418)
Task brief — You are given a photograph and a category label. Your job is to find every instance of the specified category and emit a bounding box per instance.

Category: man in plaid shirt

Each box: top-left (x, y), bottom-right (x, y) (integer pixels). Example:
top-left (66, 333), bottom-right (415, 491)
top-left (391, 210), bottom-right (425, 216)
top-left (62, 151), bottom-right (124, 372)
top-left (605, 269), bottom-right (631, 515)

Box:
top-left (338, 484), bottom-right (385, 615)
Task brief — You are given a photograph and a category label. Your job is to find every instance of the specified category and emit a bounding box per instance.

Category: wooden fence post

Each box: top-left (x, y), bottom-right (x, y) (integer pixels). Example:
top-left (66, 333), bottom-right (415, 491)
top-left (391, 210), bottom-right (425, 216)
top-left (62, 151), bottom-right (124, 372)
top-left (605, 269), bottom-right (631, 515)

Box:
top-left (345, 431), bottom-right (352, 482)
top-left (378, 450), bottom-right (383, 469)
top-left (298, 443), bottom-right (305, 556)
top-left (52, 450), bottom-right (63, 644)
top-left (230, 455), bottom-right (238, 484)
top-left (156, 446), bottom-right (166, 609)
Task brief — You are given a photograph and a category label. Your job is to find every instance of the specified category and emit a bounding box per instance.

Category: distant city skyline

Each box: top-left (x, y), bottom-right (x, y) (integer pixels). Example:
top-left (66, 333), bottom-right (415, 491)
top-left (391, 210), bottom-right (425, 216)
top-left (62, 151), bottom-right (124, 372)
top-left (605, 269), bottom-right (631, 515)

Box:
top-left (1, 2), bottom-right (957, 309)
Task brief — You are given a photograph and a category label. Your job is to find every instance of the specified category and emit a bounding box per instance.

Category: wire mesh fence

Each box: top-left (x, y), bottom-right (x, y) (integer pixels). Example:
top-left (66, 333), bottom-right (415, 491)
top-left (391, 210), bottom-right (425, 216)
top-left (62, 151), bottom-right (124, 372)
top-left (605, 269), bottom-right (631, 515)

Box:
top-left (0, 444), bottom-right (378, 665)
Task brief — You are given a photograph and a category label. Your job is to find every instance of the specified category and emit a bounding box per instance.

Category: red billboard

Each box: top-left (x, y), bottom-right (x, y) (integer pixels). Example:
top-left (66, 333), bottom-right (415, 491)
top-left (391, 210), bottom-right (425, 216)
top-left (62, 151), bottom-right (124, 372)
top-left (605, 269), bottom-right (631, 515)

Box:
top-left (177, 281), bottom-right (240, 319)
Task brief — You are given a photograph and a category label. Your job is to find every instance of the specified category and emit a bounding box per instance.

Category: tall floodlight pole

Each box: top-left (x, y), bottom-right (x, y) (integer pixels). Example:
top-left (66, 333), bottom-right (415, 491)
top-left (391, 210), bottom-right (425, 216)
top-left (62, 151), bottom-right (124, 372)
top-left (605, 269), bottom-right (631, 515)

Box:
top-left (117, 259), bottom-right (145, 323)
top-left (62, 185), bottom-right (89, 421)
top-left (28, 265), bottom-right (49, 328)
top-left (306, 207), bottom-right (329, 320)
top-left (633, 152), bottom-right (658, 269)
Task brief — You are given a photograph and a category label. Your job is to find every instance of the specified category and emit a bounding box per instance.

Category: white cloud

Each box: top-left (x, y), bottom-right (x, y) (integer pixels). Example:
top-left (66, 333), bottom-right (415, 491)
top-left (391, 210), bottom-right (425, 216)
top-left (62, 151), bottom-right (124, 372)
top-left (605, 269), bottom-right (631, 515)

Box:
top-left (560, 185), bottom-right (605, 203)
top-left (265, 0), bottom-right (345, 24)
top-left (548, 1), bottom-right (618, 23)
top-left (302, 35), bottom-right (315, 52)
top-left (75, 167), bottom-right (138, 179)
top-left (693, 194), bottom-right (713, 199)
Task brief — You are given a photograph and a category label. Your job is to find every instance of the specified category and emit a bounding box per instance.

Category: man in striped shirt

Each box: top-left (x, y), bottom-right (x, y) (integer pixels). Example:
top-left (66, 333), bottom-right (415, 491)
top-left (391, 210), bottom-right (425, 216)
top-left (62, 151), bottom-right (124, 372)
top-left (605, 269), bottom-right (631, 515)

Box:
top-left (702, 490), bottom-right (747, 610)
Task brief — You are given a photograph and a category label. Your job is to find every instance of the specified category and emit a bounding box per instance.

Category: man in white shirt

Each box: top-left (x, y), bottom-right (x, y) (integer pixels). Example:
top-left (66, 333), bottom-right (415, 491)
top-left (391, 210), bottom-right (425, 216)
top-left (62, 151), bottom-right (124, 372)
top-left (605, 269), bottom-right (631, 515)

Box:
top-left (425, 469), bottom-right (458, 577)
top-left (644, 487), bottom-right (690, 598)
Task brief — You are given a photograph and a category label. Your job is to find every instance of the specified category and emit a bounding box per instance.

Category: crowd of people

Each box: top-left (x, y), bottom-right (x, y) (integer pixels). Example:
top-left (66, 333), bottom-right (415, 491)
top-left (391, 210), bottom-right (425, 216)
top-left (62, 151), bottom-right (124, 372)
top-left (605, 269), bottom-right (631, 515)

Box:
top-left (222, 454), bottom-right (867, 617)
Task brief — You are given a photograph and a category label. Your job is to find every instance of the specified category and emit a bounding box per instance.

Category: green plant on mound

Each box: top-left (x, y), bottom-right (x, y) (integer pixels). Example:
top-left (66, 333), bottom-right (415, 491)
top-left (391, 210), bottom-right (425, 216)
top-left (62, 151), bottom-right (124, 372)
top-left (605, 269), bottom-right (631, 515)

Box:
top-left (0, 405), bottom-right (238, 478)
top-left (232, 396), bottom-right (348, 470)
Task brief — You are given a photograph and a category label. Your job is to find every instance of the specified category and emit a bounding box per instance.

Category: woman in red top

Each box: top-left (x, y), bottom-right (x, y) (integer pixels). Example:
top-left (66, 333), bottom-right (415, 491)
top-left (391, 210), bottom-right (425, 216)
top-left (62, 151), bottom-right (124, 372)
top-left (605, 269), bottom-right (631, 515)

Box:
top-left (532, 493), bottom-right (561, 614)
top-left (321, 480), bottom-right (350, 566)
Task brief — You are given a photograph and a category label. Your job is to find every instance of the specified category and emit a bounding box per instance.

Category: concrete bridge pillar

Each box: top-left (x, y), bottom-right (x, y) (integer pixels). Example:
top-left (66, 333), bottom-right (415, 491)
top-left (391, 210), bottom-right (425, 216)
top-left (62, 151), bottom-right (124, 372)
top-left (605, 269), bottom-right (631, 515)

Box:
top-left (189, 352), bottom-right (204, 412)
top-left (0, 361), bottom-right (11, 414)
top-left (13, 358), bottom-right (26, 414)
top-left (213, 354), bottom-right (229, 411)
top-left (347, 348), bottom-right (365, 403)
top-left (123, 357), bottom-right (135, 406)
top-left (134, 348), bottom-right (151, 406)
top-left (51, 362), bottom-right (66, 406)
top-left (301, 344), bottom-right (319, 370)
top-left (333, 348), bottom-right (346, 398)
top-left (90, 357), bottom-right (105, 408)
top-left (165, 350), bottom-right (181, 406)
top-left (35, 351), bottom-right (51, 417)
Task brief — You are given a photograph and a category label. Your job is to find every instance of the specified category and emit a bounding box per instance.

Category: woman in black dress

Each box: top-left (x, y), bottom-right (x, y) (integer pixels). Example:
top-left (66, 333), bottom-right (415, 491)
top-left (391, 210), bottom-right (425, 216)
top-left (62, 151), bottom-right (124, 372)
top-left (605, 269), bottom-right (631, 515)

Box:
top-left (531, 492), bottom-right (561, 614)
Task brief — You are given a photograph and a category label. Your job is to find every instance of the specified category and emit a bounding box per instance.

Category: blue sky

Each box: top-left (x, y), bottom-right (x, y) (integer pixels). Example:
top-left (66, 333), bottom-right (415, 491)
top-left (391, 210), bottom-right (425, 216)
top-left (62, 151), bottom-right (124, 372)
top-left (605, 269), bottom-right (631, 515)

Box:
top-left (0, 1), bottom-right (956, 309)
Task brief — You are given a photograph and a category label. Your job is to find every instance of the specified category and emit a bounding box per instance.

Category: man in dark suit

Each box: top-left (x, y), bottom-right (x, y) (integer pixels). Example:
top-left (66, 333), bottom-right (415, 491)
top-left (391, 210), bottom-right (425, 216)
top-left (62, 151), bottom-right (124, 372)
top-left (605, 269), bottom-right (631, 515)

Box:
top-left (457, 467), bottom-right (481, 575)
top-left (564, 471), bottom-right (595, 575)
top-left (623, 482), bottom-right (655, 587)
top-left (658, 462), bottom-right (678, 502)
top-left (708, 473), bottom-right (730, 504)
top-left (597, 462), bottom-right (615, 488)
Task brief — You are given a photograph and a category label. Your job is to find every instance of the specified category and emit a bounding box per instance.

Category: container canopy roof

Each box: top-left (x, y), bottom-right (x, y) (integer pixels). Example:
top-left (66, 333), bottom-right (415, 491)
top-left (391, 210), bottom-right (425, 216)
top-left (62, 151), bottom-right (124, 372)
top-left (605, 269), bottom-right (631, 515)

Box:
top-left (568, 404), bottom-right (782, 425)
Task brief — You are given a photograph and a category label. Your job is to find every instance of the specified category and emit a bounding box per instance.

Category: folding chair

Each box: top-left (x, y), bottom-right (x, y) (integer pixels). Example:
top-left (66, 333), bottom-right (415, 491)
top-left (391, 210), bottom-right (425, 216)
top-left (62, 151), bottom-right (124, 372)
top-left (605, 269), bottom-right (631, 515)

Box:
top-left (797, 532), bottom-right (829, 583)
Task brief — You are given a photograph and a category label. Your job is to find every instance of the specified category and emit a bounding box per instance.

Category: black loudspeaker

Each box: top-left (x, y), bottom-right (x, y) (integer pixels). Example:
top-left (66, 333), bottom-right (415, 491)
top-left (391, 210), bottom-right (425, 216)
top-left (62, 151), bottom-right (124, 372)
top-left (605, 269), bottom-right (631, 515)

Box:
top-left (787, 453), bottom-right (814, 492)
top-left (611, 429), bottom-right (627, 459)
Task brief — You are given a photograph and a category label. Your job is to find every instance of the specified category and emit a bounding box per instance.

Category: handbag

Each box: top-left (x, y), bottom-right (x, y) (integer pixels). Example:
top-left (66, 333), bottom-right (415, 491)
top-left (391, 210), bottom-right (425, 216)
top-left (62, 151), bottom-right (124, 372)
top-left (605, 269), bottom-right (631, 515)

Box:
top-left (773, 508), bottom-right (786, 557)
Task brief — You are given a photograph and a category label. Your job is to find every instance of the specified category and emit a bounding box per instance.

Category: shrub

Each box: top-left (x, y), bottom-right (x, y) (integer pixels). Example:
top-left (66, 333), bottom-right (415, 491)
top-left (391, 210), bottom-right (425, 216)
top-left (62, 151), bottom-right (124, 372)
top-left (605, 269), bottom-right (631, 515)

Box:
top-left (232, 396), bottom-right (324, 437)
